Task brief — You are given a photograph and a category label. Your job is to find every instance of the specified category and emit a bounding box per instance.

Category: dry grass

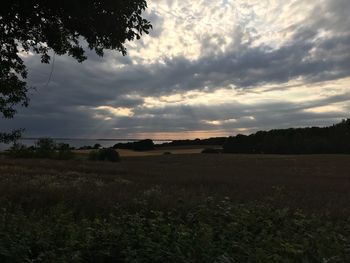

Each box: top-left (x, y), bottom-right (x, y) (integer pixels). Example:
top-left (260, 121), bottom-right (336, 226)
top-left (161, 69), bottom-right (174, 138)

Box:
top-left (74, 145), bottom-right (216, 157)
top-left (0, 153), bottom-right (350, 217)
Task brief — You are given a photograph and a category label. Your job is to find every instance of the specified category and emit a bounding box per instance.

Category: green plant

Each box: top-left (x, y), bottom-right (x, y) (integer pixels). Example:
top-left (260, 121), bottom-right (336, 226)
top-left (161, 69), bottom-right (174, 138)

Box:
top-left (6, 143), bottom-right (35, 158)
top-left (56, 143), bottom-right (74, 160)
top-left (0, 200), bottom-right (349, 263)
top-left (133, 139), bottom-right (155, 151)
top-left (88, 148), bottom-right (121, 162)
top-left (35, 138), bottom-right (56, 158)
top-left (88, 150), bottom-right (100, 161)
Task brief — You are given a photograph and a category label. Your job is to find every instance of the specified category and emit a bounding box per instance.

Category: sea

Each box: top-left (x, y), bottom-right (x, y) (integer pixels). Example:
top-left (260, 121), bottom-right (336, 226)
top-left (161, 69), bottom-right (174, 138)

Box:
top-left (0, 138), bottom-right (171, 151)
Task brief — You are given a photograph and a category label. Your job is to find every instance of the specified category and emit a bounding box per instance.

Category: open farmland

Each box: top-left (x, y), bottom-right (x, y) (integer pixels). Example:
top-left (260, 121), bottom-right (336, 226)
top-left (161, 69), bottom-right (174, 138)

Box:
top-left (1, 153), bottom-right (350, 216)
top-left (1, 153), bottom-right (350, 262)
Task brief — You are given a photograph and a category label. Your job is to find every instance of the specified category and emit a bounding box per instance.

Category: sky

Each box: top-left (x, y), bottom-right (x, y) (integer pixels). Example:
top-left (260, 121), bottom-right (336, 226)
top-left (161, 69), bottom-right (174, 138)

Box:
top-left (2, 0), bottom-right (350, 139)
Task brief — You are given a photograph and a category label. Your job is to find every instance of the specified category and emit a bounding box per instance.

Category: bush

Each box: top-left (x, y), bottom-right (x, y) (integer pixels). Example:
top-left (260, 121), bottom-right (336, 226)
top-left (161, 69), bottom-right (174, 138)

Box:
top-left (35, 138), bottom-right (56, 158)
top-left (0, 200), bottom-right (349, 263)
top-left (132, 139), bottom-right (155, 151)
top-left (7, 143), bottom-right (35, 158)
top-left (56, 143), bottom-right (74, 160)
top-left (93, 143), bottom-right (101, 149)
top-left (6, 139), bottom-right (74, 160)
top-left (88, 150), bottom-right (100, 161)
top-left (100, 148), bottom-right (121, 162)
top-left (88, 148), bottom-right (120, 162)
top-left (202, 148), bottom-right (221, 154)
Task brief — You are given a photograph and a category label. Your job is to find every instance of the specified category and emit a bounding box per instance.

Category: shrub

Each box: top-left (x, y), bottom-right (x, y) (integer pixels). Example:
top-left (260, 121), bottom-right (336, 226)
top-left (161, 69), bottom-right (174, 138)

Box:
top-left (0, 200), bottom-right (349, 263)
top-left (93, 143), bottom-right (101, 149)
top-left (6, 139), bottom-right (75, 160)
top-left (56, 143), bottom-right (74, 160)
top-left (202, 148), bottom-right (221, 154)
top-left (132, 139), bottom-right (154, 151)
top-left (35, 138), bottom-right (56, 158)
top-left (7, 143), bottom-right (35, 158)
top-left (88, 150), bottom-right (100, 161)
top-left (100, 148), bottom-right (121, 162)
top-left (88, 148), bottom-right (121, 162)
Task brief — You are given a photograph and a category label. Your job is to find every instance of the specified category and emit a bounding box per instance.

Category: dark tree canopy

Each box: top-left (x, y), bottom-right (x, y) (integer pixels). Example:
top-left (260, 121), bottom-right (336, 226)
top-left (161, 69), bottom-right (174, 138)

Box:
top-left (0, 0), bottom-right (151, 141)
top-left (223, 119), bottom-right (350, 154)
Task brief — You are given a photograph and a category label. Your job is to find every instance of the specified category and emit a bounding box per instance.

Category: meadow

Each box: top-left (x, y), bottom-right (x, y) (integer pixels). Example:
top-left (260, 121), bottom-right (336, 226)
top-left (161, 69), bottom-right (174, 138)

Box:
top-left (0, 152), bottom-right (350, 262)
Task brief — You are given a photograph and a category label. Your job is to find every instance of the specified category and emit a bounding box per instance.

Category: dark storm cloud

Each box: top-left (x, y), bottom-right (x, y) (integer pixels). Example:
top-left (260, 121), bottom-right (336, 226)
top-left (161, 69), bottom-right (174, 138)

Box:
top-left (25, 0), bottom-right (350, 100)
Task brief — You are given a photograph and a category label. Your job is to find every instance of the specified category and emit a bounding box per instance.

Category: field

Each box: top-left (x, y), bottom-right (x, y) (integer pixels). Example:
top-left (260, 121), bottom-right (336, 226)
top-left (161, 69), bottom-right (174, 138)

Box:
top-left (74, 145), bottom-right (212, 157)
top-left (1, 153), bottom-right (349, 215)
top-left (0, 152), bottom-right (350, 262)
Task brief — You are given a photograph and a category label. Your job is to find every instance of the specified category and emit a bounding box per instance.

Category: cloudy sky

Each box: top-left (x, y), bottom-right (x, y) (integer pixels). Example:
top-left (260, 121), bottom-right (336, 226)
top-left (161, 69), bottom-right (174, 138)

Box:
top-left (2, 0), bottom-right (350, 139)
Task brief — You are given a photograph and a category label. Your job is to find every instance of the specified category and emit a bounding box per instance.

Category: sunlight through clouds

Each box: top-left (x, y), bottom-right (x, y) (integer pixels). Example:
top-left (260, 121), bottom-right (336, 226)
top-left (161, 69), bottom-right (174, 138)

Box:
top-left (4, 0), bottom-right (350, 139)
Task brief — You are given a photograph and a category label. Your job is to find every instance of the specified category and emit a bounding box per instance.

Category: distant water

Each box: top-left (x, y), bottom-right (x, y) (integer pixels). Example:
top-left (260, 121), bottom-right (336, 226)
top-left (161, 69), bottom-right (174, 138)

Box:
top-left (0, 138), bottom-right (171, 151)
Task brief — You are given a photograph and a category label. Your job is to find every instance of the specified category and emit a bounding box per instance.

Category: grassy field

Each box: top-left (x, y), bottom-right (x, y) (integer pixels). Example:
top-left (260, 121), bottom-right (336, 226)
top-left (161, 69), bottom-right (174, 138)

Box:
top-left (0, 152), bottom-right (350, 262)
top-left (74, 145), bottom-right (216, 157)
top-left (1, 153), bottom-right (349, 216)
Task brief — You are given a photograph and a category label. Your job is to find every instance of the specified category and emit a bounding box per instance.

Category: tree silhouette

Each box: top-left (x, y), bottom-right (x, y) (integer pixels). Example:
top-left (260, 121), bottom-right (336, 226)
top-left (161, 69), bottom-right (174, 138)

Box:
top-left (0, 0), bottom-right (151, 142)
top-left (223, 119), bottom-right (350, 154)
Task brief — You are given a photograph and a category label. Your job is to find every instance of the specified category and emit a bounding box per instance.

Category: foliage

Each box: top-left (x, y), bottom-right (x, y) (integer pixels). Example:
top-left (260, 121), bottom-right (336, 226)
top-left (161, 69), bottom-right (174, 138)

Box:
top-left (88, 148), bottom-right (120, 162)
top-left (35, 138), bottom-right (56, 158)
top-left (0, 199), bottom-right (349, 263)
top-left (159, 137), bottom-right (227, 147)
top-left (7, 143), bottom-right (35, 159)
top-left (0, 0), bottom-right (151, 142)
top-left (114, 139), bottom-right (155, 151)
top-left (93, 143), bottom-right (102, 149)
top-left (56, 143), bottom-right (74, 160)
top-left (0, 129), bottom-right (23, 144)
top-left (87, 150), bottom-right (100, 161)
top-left (133, 139), bottom-right (155, 151)
top-left (113, 141), bottom-right (135, 150)
top-left (224, 119), bottom-right (350, 154)
top-left (1, 155), bottom-right (350, 261)
top-left (6, 138), bottom-right (74, 160)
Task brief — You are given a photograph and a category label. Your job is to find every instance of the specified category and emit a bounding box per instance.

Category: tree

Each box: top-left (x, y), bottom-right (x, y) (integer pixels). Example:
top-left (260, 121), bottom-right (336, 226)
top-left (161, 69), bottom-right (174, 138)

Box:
top-left (0, 0), bottom-right (152, 142)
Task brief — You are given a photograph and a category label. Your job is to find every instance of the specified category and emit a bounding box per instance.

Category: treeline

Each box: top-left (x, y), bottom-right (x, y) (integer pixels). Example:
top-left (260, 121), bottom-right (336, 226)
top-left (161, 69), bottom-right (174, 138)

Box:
top-left (6, 138), bottom-right (121, 162)
top-left (223, 119), bottom-right (350, 154)
top-left (113, 139), bottom-right (155, 151)
top-left (158, 137), bottom-right (227, 147)
top-left (7, 138), bottom-right (73, 160)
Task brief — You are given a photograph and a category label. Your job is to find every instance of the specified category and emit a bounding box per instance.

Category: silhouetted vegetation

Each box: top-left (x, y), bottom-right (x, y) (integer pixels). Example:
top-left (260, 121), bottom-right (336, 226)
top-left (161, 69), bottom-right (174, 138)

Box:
top-left (56, 143), bottom-right (74, 160)
top-left (1, 155), bottom-right (350, 262)
top-left (93, 143), bottom-right (101, 149)
top-left (88, 148), bottom-right (121, 162)
top-left (114, 139), bottom-right (155, 151)
top-left (0, 0), bottom-right (151, 142)
top-left (132, 139), bottom-right (155, 151)
top-left (159, 137), bottom-right (227, 147)
top-left (6, 138), bottom-right (74, 160)
top-left (1, 199), bottom-right (349, 263)
top-left (78, 143), bottom-right (102, 150)
top-left (224, 119), bottom-right (350, 154)
top-left (113, 141), bottom-right (135, 150)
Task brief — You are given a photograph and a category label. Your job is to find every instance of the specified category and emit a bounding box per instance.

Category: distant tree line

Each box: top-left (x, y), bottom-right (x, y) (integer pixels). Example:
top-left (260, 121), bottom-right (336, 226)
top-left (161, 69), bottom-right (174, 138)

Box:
top-left (7, 138), bottom-right (73, 160)
top-left (158, 137), bottom-right (227, 147)
top-left (113, 139), bottom-right (155, 151)
top-left (223, 119), bottom-right (350, 154)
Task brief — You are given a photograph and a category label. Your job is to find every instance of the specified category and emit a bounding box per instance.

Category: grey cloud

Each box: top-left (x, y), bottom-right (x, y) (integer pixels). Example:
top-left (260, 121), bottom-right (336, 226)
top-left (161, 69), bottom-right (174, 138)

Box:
top-left (2, 0), bottom-right (350, 138)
